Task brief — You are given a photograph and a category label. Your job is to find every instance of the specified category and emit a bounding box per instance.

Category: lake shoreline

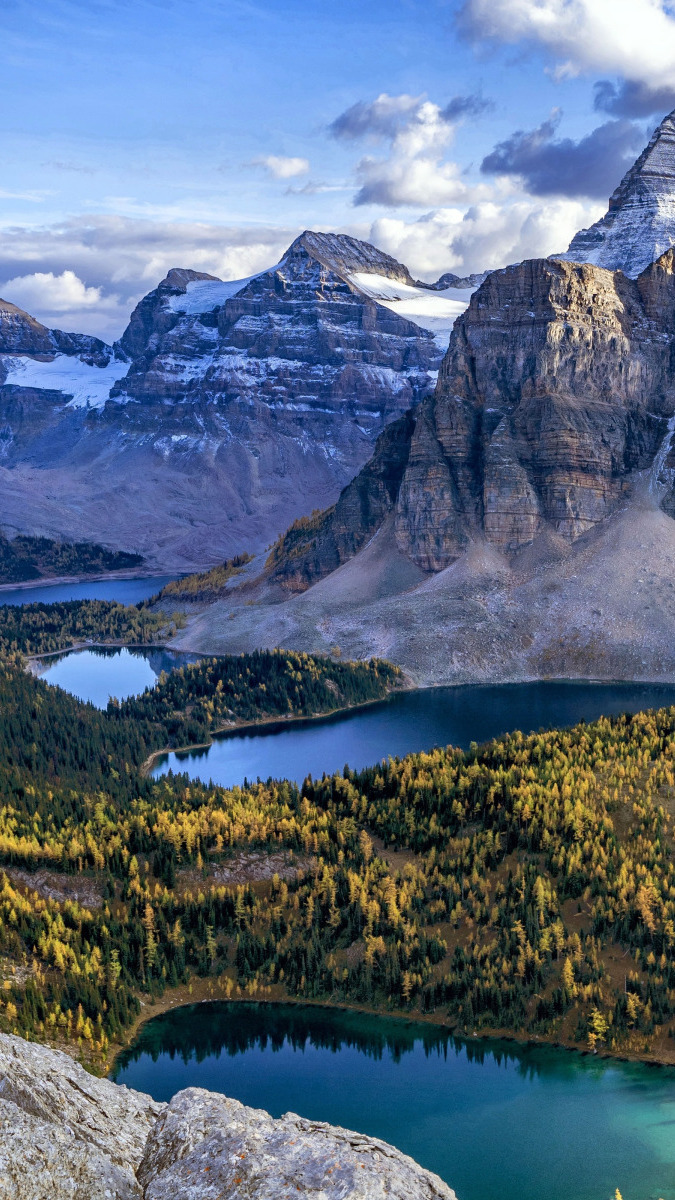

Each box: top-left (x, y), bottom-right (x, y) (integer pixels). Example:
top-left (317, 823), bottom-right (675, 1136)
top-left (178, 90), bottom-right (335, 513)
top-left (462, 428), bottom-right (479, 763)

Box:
top-left (106, 980), bottom-right (675, 1080)
top-left (0, 568), bottom-right (171, 594)
top-left (27, 640), bottom-right (175, 667)
top-left (141, 682), bottom-right (412, 776)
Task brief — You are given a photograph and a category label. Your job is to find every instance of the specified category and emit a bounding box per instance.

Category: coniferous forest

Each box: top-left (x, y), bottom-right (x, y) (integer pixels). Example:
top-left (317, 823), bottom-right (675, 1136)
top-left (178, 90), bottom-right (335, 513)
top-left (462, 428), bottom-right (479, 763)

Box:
top-left (0, 598), bottom-right (675, 1070)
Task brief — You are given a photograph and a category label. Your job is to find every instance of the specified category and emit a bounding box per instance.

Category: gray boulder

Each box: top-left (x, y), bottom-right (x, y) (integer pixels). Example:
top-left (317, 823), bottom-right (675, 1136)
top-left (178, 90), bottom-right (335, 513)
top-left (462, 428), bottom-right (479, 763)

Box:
top-left (0, 1033), bottom-right (457, 1200)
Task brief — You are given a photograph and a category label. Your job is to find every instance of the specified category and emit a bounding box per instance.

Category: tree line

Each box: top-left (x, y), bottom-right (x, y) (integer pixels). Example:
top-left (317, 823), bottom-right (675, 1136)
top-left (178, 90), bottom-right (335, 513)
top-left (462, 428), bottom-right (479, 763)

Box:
top-left (0, 598), bottom-right (674, 1068)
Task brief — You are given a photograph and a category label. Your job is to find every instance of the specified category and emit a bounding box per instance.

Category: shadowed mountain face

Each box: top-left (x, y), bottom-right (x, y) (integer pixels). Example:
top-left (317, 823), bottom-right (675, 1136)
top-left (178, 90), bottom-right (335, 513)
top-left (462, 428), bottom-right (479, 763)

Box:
top-left (0, 233), bottom-right (469, 570)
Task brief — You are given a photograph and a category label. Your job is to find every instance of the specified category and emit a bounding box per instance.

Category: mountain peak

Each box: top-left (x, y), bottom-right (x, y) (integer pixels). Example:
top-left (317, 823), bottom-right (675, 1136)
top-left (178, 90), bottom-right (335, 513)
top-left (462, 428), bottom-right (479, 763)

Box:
top-left (285, 230), bottom-right (415, 285)
top-left (560, 108), bottom-right (675, 277)
top-left (157, 268), bottom-right (221, 293)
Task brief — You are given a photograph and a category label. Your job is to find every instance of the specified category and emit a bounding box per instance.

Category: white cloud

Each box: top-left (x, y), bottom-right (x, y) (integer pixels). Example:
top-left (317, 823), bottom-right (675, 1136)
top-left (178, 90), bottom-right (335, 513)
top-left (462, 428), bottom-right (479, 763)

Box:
top-left (338, 95), bottom-right (488, 207)
top-left (370, 196), bottom-right (604, 277)
top-left (330, 93), bottom-right (424, 140)
top-left (460, 0), bottom-right (675, 88)
top-left (2, 270), bottom-right (102, 313)
top-left (249, 155), bottom-right (310, 179)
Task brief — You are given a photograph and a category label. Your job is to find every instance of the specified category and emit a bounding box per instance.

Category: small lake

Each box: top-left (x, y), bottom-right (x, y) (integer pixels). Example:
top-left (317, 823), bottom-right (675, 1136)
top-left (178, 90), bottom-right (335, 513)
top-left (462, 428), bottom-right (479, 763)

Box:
top-left (152, 679), bottom-right (675, 788)
top-left (35, 646), bottom-right (197, 708)
top-left (112, 1001), bottom-right (675, 1200)
top-left (0, 575), bottom-right (173, 607)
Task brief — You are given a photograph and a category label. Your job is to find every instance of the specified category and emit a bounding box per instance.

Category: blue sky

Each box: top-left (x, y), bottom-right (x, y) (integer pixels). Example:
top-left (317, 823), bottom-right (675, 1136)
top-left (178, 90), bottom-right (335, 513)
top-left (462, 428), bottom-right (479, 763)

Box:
top-left (2, 0), bottom-right (675, 338)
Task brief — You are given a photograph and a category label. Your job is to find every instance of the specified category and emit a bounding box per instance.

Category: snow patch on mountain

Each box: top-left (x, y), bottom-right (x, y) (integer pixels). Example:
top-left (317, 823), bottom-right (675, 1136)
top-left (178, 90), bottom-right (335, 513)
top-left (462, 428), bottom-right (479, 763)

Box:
top-left (167, 265), bottom-right (284, 315)
top-left (2, 354), bottom-right (129, 408)
top-left (166, 277), bottom-right (252, 314)
top-left (349, 272), bottom-right (475, 348)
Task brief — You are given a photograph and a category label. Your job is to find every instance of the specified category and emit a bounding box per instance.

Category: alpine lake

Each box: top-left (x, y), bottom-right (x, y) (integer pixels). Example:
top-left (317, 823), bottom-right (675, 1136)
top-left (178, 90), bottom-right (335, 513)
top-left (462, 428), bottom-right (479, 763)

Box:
top-left (13, 577), bottom-right (675, 1200)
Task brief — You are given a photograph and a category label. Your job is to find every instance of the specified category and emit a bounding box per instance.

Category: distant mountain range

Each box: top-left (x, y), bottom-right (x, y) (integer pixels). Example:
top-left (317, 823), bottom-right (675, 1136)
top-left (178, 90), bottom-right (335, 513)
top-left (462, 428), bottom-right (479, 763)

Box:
top-left (0, 232), bottom-right (474, 571)
top-left (5, 105), bottom-right (675, 619)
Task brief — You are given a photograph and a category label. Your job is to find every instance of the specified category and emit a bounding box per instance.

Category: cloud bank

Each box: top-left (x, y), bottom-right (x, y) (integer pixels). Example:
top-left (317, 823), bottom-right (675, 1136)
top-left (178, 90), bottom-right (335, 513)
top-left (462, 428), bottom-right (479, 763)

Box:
top-left (460, 0), bottom-right (675, 89)
top-left (330, 91), bottom-right (490, 208)
top-left (481, 115), bottom-right (644, 199)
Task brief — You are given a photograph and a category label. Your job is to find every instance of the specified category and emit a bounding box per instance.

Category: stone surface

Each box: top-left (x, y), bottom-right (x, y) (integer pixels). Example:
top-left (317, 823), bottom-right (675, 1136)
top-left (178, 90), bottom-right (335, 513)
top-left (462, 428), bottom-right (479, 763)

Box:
top-left (0, 232), bottom-right (455, 571)
top-left (0, 1032), bottom-right (162, 1199)
top-left (0, 1032), bottom-right (162, 1171)
top-left (138, 1087), bottom-right (455, 1200)
top-left (560, 108), bottom-right (675, 277)
top-left (0, 1099), bottom-right (140, 1200)
top-left (0, 1032), bottom-right (457, 1200)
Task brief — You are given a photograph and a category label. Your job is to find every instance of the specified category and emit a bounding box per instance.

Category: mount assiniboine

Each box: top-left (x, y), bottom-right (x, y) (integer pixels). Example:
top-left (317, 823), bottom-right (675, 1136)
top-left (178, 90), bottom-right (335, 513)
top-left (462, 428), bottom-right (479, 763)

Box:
top-left (169, 110), bottom-right (675, 689)
top-left (0, 233), bottom-right (473, 571)
top-left (559, 107), bottom-right (675, 277)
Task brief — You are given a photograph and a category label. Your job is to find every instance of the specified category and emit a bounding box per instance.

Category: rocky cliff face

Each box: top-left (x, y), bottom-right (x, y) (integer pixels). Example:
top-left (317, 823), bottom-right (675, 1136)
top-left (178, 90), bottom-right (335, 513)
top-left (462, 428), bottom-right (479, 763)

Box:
top-left (0, 233), bottom-right (468, 570)
top-left (0, 1032), bottom-right (456, 1200)
top-left (395, 254), bottom-right (675, 570)
top-left (0, 298), bottom-right (115, 367)
top-left (267, 252), bottom-right (675, 585)
top-left (195, 248), bottom-right (675, 686)
top-left (560, 108), bottom-right (675, 276)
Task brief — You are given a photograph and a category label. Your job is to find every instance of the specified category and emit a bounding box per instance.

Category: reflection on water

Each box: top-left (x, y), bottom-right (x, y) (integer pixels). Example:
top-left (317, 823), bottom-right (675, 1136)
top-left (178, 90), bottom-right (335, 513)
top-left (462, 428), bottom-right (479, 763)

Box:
top-left (152, 679), bottom-right (675, 789)
top-left (113, 1001), bottom-right (675, 1200)
top-left (36, 646), bottom-right (198, 708)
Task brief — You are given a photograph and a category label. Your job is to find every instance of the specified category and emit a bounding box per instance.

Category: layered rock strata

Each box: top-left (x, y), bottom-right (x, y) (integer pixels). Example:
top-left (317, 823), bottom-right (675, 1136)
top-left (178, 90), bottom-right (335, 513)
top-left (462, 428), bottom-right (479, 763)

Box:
top-left (269, 251), bottom-right (675, 588)
top-left (0, 233), bottom-right (456, 570)
top-left (0, 1032), bottom-right (456, 1200)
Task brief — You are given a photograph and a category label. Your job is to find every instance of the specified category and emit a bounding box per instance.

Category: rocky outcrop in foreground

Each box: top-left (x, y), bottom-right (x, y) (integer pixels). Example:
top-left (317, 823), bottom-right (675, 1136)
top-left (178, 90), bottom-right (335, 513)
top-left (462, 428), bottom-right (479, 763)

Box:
top-left (0, 1032), bottom-right (455, 1200)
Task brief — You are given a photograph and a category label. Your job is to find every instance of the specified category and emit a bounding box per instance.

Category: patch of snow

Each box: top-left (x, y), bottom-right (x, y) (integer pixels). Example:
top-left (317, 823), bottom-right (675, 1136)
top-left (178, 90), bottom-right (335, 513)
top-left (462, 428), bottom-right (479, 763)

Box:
top-left (348, 271), bottom-right (475, 348)
top-left (167, 263), bottom-right (283, 315)
top-left (167, 278), bottom-right (252, 314)
top-left (2, 354), bottom-right (129, 409)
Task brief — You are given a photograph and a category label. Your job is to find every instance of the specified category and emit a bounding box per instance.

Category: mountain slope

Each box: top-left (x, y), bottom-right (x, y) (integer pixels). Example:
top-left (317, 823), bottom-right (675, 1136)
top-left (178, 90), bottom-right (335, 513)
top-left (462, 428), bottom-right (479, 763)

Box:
top-left (0, 233), bottom-right (473, 570)
top-left (560, 108), bottom-right (675, 276)
top-left (180, 250), bottom-right (675, 684)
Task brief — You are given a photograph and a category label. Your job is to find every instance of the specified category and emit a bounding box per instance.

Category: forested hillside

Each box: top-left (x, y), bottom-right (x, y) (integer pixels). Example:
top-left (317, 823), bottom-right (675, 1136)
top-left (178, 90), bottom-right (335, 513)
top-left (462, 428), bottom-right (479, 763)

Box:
top-left (0, 608), bottom-right (674, 1070)
top-left (0, 535), bottom-right (143, 583)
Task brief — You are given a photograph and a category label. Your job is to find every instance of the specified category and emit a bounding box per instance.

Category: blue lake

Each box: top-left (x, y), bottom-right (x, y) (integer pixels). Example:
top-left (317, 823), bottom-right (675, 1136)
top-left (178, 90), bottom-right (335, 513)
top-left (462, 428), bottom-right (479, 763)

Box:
top-left (35, 646), bottom-right (197, 708)
top-left (0, 575), bottom-right (173, 607)
top-left (113, 1001), bottom-right (675, 1200)
top-left (152, 679), bottom-right (675, 788)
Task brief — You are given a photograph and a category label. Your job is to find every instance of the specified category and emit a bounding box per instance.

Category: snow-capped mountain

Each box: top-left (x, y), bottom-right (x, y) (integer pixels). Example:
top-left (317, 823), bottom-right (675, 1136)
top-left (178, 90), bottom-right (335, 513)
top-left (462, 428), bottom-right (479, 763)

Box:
top-left (559, 108), bottom-right (675, 277)
top-left (0, 232), bottom-right (476, 570)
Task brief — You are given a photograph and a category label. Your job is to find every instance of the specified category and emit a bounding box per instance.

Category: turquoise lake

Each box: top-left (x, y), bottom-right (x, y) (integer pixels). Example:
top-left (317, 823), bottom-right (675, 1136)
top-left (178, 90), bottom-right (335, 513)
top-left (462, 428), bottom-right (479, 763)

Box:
top-left (112, 1001), bottom-right (675, 1200)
